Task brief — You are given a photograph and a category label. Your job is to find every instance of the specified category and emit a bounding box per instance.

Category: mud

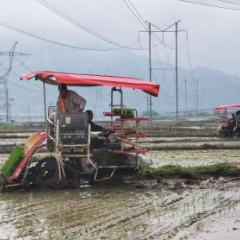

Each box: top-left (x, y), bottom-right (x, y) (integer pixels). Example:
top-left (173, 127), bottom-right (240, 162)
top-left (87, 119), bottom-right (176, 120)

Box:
top-left (0, 139), bottom-right (27, 145)
top-left (140, 140), bottom-right (240, 148)
top-left (147, 150), bottom-right (240, 167)
top-left (0, 182), bottom-right (240, 239)
top-left (0, 133), bottom-right (32, 138)
top-left (137, 136), bottom-right (223, 143)
top-left (0, 135), bottom-right (239, 239)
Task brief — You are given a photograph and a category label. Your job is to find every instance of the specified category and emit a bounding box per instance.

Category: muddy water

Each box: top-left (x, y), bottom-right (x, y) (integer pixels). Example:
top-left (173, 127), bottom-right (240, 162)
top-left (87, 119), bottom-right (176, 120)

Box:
top-left (141, 140), bottom-right (240, 148)
top-left (137, 136), bottom-right (223, 143)
top-left (0, 133), bottom-right (33, 137)
top-left (0, 139), bottom-right (26, 145)
top-left (0, 149), bottom-right (240, 170)
top-left (0, 186), bottom-right (240, 239)
top-left (147, 150), bottom-right (240, 167)
top-left (190, 204), bottom-right (240, 240)
top-left (0, 139), bottom-right (240, 239)
top-left (0, 203), bottom-right (18, 239)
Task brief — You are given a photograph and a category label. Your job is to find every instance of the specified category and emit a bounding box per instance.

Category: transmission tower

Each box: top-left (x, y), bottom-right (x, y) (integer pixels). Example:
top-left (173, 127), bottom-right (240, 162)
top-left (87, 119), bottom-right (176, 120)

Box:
top-left (0, 42), bottom-right (30, 122)
top-left (90, 69), bottom-right (107, 120)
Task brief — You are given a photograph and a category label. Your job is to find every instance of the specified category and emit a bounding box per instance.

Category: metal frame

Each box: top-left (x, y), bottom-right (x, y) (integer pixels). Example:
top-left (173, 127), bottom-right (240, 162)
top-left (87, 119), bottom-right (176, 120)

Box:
top-left (108, 87), bottom-right (143, 170)
top-left (47, 114), bottom-right (98, 174)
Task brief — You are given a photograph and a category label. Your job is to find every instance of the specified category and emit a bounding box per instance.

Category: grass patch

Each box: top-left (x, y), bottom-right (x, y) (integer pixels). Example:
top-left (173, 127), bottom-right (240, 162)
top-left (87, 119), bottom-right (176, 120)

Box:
top-left (142, 163), bottom-right (240, 179)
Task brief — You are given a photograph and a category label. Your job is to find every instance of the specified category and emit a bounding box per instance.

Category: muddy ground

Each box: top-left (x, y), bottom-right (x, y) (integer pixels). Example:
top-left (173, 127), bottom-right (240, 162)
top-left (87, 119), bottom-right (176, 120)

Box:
top-left (0, 133), bottom-right (240, 239)
top-left (0, 180), bottom-right (240, 240)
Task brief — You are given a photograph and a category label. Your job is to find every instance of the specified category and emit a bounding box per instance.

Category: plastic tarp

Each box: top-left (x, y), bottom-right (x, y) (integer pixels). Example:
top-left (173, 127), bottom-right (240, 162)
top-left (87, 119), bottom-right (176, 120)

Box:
top-left (20, 71), bottom-right (160, 97)
top-left (215, 104), bottom-right (240, 111)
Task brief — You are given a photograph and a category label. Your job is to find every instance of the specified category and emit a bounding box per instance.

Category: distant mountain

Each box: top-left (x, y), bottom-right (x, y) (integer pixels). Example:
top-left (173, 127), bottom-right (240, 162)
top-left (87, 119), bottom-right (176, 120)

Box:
top-left (2, 52), bottom-right (240, 121)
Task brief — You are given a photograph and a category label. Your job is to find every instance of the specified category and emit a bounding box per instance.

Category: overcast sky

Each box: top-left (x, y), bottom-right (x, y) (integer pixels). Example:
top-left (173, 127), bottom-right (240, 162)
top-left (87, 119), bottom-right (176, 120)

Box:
top-left (0, 0), bottom-right (240, 75)
top-left (1, 0), bottom-right (240, 119)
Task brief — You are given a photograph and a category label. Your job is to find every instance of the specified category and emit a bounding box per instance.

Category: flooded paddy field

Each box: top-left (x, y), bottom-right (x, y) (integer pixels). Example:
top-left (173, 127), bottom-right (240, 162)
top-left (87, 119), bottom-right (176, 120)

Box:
top-left (1, 184), bottom-right (240, 239)
top-left (0, 131), bottom-right (240, 239)
top-left (1, 134), bottom-right (239, 149)
top-left (137, 137), bottom-right (223, 143)
top-left (0, 133), bottom-right (32, 138)
top-left (0, 149), bottom-right (240, 239)
top-left (147, 150), bottom-right (240, 167)
top-left (0, 139), bottom-right (28, 146)
top-left (141, 140), bottom-right (240, 148)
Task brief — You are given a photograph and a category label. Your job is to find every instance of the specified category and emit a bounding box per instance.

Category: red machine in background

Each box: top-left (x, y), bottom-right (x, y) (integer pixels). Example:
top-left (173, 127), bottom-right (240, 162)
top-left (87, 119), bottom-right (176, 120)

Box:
top-left (215, 104), bottom-right (240, 137)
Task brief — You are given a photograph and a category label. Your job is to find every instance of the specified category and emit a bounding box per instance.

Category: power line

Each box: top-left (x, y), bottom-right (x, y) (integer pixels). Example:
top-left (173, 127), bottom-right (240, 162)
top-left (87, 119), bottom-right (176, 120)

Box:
top-left (138, 38), bottom-right (174, 111)
top-left (124, 0), bottom-right (187, 50)
top-left (177, 0), bottom-right (240, 11)
top-left (151, 38), bottom-right (175, 108)
top-left (0, 21), bottom-right (141, 52)
top-left (98, 0), bottom-right (137, 21)
top-left (0, 42), bottom-right (30, 122)
top-left (9, 80), bottom-right (44, 94)
top-left (37, 0), bottom-right (143, 50)
top-left (185, 39), bottom-right (195, 82)
top-left (0, 63), bottom-right (56, 94)
top-left (217, 0), bottom-right (240, 5)
top-left (123, 0), bottom-right (146, 28)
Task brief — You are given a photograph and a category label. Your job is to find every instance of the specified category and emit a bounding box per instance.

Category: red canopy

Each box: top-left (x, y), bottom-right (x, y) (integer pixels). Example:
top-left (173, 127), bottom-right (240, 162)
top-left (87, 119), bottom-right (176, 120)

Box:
top-left (20, 71), bottom-right (160, 97)
top-left (215, 104), bottom-right (240, 111)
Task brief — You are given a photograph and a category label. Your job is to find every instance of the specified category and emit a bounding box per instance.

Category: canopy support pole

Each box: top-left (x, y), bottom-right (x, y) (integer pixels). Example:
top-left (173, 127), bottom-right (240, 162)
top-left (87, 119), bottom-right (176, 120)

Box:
top-left (43, 81), bottom-right (47, 127)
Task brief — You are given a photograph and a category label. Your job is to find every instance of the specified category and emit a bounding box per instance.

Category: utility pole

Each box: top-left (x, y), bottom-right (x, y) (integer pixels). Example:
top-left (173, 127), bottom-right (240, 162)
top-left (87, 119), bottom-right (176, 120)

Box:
top-left (28, 107), bottom-right (30, 123)
top-left (139, 21), bottom-right (186, 125)
top-left (175, 21), bottom-right (179, 124)
top-left (184, 79), bottom-right (187, 117)
top-left (0, 42), bottom-right (30, 122)
top-left (196, 79), bottom-right (199, 121)
top-left (149, 22), bottom-right (152, 126)
top-left (90, 69), bottom-right (106, 120)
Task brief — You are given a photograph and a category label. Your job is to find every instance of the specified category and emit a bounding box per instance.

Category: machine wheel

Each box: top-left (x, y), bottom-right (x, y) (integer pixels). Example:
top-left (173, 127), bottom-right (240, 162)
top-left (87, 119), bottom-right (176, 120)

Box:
top-left (32, 157), bottom-right (66, 190)
top-left (64, 161), bottom-right (80, 189)
top-left (78, 158), bottom-right (96, 176)
top-left (50, 181), bottom-right (66, 190)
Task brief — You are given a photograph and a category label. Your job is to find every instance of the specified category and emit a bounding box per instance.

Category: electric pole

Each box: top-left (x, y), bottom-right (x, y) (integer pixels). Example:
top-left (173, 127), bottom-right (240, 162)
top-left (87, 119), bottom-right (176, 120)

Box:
top-left (184, 79), bottom-right (187, 117)
top-left (196, 78), bottom-right (199, 121)
top-left (28, 107), bottom-right (30, 123)
top-left (175, 21), bottom-right (180, 124)
top-left (0, 42), bottom-right (30, 122)
top-left (139, 20), bottom-right (186, 125)
top-left (90, 69), bottom-right (106, 120)
top-left (149, 22), bottom-right (153, 125)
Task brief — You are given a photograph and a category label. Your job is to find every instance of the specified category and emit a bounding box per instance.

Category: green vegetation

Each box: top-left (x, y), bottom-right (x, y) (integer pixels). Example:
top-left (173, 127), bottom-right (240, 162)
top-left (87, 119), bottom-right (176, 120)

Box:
top-left (113, 108), bottom-right (122, 114)
top-left (1, 146), bottom-right (25, 178)
top-left (142, 163), bottom-right (240, 179)
top-left (113, 108), bottom-right (135, 119)
top-left (93, 148), bottom-right (122, 166)
top-left (123, 146), bottom-right (136, 151)
top-left (47, 139), bottom-right (55, 152)
top-left (125, 130), bottom-right (136, 134)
